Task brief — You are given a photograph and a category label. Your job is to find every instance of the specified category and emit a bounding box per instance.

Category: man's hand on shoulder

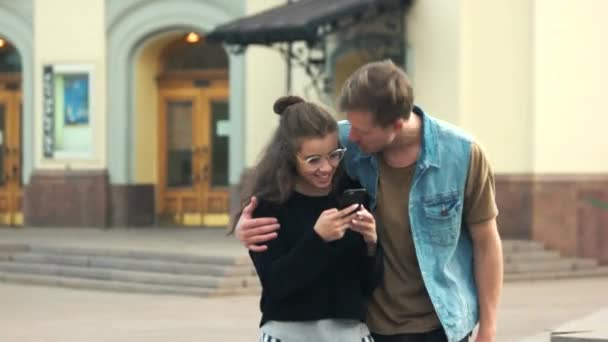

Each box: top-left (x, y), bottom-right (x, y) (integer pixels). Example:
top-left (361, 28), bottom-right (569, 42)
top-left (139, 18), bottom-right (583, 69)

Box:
top-left (235, 197), bottom-right (281, 252)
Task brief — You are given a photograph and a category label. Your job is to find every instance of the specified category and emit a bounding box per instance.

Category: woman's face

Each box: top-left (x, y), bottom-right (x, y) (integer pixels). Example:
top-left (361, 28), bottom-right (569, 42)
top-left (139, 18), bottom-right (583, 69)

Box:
top-left (295, 131), bottom-right (344, 192)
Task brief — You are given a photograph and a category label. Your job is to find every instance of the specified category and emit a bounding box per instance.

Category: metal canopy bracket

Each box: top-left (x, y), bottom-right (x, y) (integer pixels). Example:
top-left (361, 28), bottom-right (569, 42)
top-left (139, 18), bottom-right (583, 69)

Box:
top-left (207, 0), bottom-right (413, 98)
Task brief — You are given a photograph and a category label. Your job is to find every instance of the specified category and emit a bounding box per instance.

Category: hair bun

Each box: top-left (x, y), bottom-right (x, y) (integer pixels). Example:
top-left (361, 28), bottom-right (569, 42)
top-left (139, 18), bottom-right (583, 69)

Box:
top-left (273, 95), bottom-right (305, 115)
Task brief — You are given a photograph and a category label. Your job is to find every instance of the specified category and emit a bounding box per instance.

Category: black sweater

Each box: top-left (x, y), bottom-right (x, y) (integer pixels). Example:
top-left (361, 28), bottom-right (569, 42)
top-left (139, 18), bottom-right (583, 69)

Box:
top-left (249, 179), bottom-right (383, 326)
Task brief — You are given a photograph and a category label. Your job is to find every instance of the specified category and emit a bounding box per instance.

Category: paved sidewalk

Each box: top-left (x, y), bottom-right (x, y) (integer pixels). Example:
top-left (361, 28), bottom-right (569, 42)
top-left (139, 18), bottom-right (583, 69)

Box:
top-left (2, 228), bottom-right (608, 341)
top-left (551, 308), bottom-right (608, 341)
top-left (0, 283), bottom-right (260, 342)
top-left (497, 277), bottom-right (608, 341)
top-left (1, 277), bottom-right (607, 341)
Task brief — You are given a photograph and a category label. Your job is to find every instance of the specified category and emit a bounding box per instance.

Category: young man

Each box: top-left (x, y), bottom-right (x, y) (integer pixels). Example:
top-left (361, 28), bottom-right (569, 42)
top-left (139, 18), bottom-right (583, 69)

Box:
top-left (236, 60), bottom-right (502, 342)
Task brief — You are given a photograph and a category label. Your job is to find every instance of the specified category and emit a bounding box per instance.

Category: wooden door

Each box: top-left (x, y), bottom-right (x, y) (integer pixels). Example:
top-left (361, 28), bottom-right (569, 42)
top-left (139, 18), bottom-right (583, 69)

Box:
top-left (0, 91), bottom-right (22, 226)
top-left (157, 84), bottom-right (230, 227)
top-left (157, 88), bottom-right (206, 225)
top-left (199, 86), bottom-right (230, 226)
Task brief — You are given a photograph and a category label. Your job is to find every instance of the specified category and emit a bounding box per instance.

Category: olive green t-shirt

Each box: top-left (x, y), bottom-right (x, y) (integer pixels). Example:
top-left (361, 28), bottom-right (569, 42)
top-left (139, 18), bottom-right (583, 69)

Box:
top-left (366, 142), bottom-right (498, 334)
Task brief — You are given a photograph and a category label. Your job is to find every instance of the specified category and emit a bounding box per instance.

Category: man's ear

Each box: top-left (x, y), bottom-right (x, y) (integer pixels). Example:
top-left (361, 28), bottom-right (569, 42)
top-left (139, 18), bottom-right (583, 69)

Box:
top-left (392, 119), bottom-right (404, 131)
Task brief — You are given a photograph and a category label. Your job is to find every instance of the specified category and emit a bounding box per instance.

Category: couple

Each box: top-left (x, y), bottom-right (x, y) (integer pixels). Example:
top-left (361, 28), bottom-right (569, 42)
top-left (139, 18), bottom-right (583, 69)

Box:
top-left (233, 60), bottom-right (503, 342)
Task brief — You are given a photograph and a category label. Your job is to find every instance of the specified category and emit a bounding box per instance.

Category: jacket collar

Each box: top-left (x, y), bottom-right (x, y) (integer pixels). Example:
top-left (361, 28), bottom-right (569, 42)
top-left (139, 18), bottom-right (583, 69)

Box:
top-left (415, 105), bottom-right (440, 169)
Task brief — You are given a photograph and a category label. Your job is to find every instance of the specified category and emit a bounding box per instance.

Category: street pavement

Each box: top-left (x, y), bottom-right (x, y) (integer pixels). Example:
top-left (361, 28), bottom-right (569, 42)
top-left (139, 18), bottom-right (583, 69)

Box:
top-left (1, 277), bottom-right (607, 341)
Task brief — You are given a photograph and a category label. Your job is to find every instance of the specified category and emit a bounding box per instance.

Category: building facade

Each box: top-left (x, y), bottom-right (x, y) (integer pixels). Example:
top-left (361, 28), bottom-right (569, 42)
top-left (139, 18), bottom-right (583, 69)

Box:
top-left (0, 0), bottom-right (606, 263)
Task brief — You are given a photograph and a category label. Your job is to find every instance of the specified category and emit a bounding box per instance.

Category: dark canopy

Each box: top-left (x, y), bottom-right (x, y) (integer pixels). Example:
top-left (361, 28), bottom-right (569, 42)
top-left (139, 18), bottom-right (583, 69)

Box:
top-left (207, 0), bottom-right (412, 46)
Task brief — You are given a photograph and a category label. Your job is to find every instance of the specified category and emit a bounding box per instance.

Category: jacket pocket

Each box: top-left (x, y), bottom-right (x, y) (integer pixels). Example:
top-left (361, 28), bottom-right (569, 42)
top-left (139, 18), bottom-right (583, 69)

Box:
top-left (421, 191), bottom-right (462, 246)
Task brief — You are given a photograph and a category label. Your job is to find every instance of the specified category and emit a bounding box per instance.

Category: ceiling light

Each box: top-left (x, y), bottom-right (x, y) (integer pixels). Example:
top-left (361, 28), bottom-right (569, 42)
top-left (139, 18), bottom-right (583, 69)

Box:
top-left (185, 32), bottom-right (200, 44)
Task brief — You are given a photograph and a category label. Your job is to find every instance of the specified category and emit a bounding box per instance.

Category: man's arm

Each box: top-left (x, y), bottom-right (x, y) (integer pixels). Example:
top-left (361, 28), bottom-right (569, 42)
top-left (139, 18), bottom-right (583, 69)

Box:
top-left (469, 218), bottom-right (503, 342)
top-left (235, 197), bottom-right (280, 252)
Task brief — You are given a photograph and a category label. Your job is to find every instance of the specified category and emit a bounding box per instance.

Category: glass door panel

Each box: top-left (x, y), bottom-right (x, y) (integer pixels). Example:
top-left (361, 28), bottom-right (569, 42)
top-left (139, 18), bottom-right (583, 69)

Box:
top-left (166, 101), bottom-right (194, 188)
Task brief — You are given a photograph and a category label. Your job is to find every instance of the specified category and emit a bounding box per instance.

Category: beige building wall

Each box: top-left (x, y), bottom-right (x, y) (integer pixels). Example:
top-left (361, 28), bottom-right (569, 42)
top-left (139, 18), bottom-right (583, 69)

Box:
top-left (408, 0), bottom-right (534, 174)
top-left (533, 0), bottom-right (608, 173)
top-left (34, 0), bottom-right (106, 169)
top-left (132, 33), bottom-right (181, 184)
top-left (407, 0), bottom-right (462, 126)
top-left (460, 0), bottom-right (533, 173)
top-left (245, 0), bottom-right (607, 175)
top-left (244, 1), bottom-right (331, 167)
top-left (290, 41), bottom-right (325, 105)
top-left (244, 0), bottom-right (286, 167)
top-left (133, 42), bottom-right (160, 184)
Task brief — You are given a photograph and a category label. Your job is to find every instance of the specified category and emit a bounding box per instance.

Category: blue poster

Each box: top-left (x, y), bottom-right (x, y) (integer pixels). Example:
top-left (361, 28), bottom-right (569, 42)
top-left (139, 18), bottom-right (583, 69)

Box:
top-left (64, 75), bottom-right (89, 125)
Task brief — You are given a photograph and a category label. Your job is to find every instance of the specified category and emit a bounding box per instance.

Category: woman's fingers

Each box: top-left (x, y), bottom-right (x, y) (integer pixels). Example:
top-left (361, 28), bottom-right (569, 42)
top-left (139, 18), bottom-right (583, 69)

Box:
top-left (355, 208), bottom-right (374, 222)
top-left (336, 204), bottom-right (360, 218)
top-left (338, 212), bottom-right (358, 228)
top-left (349, 225), bottom-right (372, 239)
top-left (351, 215), bottom-right (374, 231)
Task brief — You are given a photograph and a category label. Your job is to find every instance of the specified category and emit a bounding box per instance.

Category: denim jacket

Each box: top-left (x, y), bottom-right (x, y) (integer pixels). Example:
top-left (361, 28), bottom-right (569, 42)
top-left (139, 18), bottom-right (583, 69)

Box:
top-left (338, 106), bottom-right (477, 341)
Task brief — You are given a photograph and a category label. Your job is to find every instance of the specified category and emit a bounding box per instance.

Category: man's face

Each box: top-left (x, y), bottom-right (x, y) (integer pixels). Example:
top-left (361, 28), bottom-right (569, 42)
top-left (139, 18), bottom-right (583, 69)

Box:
top-left (346, 111), bottom-right (396, 154)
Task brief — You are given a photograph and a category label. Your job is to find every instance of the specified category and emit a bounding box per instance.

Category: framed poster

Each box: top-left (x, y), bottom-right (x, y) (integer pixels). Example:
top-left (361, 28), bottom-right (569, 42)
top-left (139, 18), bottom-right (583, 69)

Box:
top-left (41, 63), bottom-right (94, 159)
top-left (63, 74), bottom-right (89, 125)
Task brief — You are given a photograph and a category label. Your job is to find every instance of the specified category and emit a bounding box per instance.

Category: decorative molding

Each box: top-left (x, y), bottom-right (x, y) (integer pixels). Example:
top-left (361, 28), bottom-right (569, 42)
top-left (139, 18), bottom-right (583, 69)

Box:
top-left (0, 0), bottom-right (34, 185)
top-left (105, 0), bottom-right (245, 184)
top-left (106, 0), bottom-right (243, 34)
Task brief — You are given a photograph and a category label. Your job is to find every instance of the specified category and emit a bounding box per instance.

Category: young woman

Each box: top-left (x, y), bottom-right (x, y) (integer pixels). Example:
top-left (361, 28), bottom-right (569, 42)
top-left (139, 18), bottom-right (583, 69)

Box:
top-left (235, 96), bottom-right (383, 342)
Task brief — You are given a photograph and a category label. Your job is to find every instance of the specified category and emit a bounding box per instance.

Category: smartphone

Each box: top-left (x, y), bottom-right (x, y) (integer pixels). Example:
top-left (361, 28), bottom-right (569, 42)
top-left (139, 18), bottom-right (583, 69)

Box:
top-left (339, 188), bottom-right (367, 211)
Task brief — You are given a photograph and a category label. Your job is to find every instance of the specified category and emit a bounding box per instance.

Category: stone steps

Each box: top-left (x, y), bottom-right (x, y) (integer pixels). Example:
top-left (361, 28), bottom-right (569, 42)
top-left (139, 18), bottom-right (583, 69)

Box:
top-left (0, 243), bottom-right (260, 297)
top-left (26, 245), bottom-right (253, 265)
top-left (0, 239), bottom-right (606, 297)
top-left (502, 240), bottom-right (605, 281)
top-left (504, 258), bottom-right (598, 274)
top-left (0, 261), bottom-right (260, 289)
top-left (0, 272), bottom-right (259, 297)
top-left (10, 252), bottom-right (255, 277)
top-left (502, 240), bottom-right (546, 253)
top-left (505, 266), bottom-right (608, 282)
top-left (504, 249), bottom-right (561, 262)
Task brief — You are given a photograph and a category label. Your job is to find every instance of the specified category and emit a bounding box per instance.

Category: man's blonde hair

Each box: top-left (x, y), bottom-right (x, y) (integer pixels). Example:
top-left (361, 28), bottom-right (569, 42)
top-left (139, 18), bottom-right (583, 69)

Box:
top-left (338, 60), bottom-right (414, 127)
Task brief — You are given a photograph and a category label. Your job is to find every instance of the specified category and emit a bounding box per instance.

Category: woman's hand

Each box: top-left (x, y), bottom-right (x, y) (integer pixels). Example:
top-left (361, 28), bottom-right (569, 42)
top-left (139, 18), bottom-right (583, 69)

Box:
top-left (349, 207), bottom-right (377, 250)
top-left (314, 204), bottom-right (360, 242)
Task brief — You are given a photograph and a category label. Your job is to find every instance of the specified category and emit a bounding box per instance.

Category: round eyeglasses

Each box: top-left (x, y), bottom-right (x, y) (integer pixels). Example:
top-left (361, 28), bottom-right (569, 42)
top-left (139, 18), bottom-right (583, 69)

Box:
top-left (297, 148), bottom-right (347, 169)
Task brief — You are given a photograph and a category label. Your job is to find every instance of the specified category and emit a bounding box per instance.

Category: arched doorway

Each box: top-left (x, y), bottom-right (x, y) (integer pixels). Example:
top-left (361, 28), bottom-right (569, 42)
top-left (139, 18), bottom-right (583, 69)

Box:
top-left (0, 38), bottom-right (22, 226)
top-left (105, 0), bottom-right (244, 227)
top-left (133, 31), bottom-right (230, 227)
top-left (156, 33), bottom-right (230, 226)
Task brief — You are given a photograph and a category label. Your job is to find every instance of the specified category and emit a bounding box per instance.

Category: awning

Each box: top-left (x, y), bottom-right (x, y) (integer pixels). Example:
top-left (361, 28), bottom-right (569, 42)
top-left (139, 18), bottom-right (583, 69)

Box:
top-left (207, 0), bottom-right (412, 46)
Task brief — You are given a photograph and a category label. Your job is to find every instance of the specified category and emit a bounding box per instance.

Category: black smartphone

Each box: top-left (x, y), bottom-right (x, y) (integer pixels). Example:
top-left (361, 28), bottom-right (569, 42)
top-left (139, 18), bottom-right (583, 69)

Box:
top-left (339, 188), bottom-right (367, 210)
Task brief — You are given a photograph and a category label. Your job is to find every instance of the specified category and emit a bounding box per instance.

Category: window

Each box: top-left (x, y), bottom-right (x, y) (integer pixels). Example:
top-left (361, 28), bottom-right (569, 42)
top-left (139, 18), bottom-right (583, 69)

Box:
top-left (0, 41), bottom-right (20, 72)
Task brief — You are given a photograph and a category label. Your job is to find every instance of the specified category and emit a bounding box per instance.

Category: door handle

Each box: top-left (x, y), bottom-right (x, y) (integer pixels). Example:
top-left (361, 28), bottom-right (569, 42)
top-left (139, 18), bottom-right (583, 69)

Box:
top-left (201, 165), bottom-right (209, 182)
